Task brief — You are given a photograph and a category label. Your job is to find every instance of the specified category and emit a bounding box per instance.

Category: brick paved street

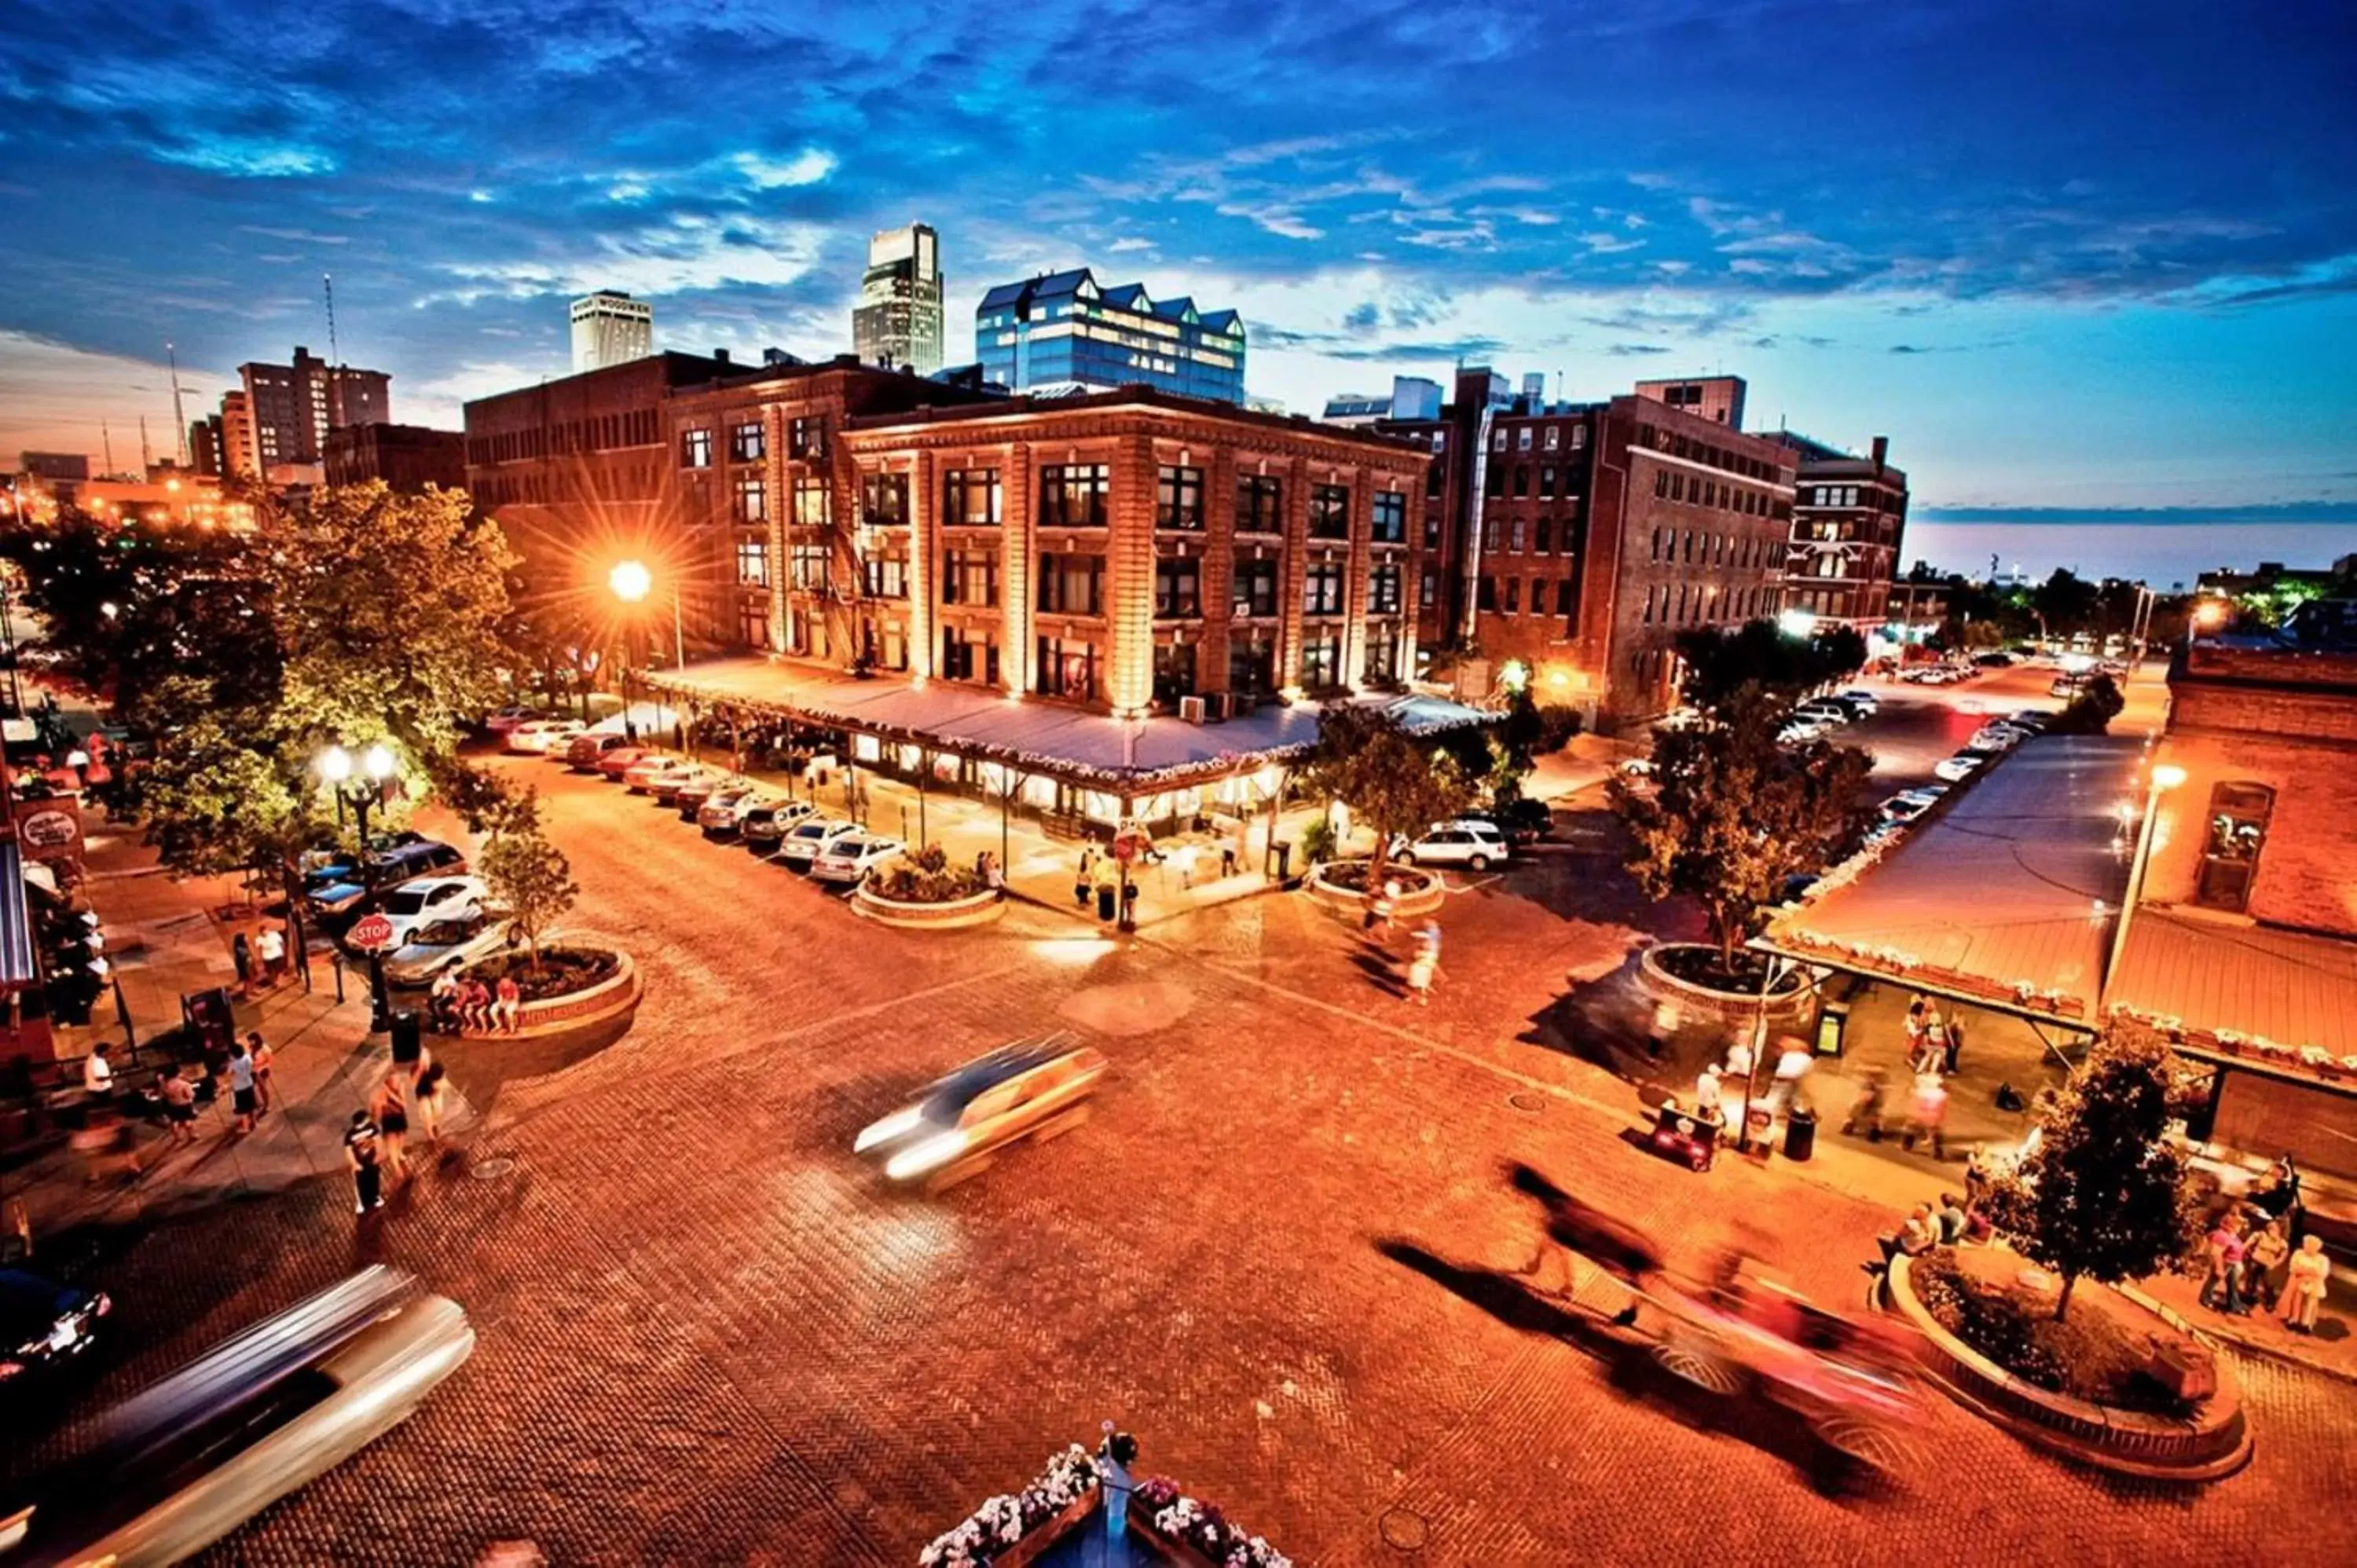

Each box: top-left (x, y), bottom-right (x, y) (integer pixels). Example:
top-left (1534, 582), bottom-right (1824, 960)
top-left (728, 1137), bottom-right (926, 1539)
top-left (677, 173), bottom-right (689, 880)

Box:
top-left (7, 749), bottom-right (2352, 1566)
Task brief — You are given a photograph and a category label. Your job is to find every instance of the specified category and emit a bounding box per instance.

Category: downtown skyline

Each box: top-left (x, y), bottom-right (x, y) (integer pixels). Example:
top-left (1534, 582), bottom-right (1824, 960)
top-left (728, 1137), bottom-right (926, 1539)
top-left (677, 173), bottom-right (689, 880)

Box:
top-left (3, 0), bottom-right (2354, 525)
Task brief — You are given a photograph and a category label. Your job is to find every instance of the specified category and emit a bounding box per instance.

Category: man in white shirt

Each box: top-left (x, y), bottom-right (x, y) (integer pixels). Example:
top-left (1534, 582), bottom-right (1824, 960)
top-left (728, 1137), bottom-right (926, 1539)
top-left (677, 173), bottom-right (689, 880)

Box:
top-left (82, 1042), bottom-right (114, 1098)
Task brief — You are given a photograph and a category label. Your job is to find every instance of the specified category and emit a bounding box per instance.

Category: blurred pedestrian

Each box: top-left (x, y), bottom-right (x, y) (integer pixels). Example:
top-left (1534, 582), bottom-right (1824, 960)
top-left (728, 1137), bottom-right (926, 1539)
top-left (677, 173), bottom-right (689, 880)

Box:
top-left (1902, 1069), bottom-right (1948, 1159)
top-left (81, 1041), bottom-right (115, 1102)
top-left (346, 1111), bottom-right (383, 1216)
top-left (257, 922), bottom-right (287, 986)
top-left (1645, 997), bottom-right (1681, 1062)
top-left (1098, 1424), bottom-right (1138, 1545)
top-left (247, 1031), bottom-right (275, 1113)
top-left (412, 1059), bottom-right (449, 1145)
top-left (1768, 1035), bottom-right (1813, 1118)
top-left (1406, 943), bottom-right (1439, 1006)
top-left (370, 1075), bottom-right (410, 1183)
top-left (158, 1069), bottom-right (196, 1145)
top-left (232, 930), bottom-right (254, 995)
top-left (1842, 1066), bottom-right (1888, 1141)
top-left (1219, 840), bottom-right (1237, 878)
top-left (225, 1038), bottom-right (258, 1135)
top-left (493, 973), bottom-right (522, 1035)
top-left (1695, 1063), bottom-right (1724, 1125)
top-left (1173, 843), bottom-right (1198, 890)
top-left (2245, 1214), bottom-right (2289, 1307)
top-left (1942, 1017), bottom-right (1966, 1075)
top-left (1934, 1192), bottom-right (1970, 1245)
top-left (1074, 848), bottom-right (1094, 909)
top-left (2279, 1236), bottom-right (2330, 1333)
top-left (459, 977), bottom-right (493, 1034)
top-left (2199, 1213), bottom-right (2247, 1313)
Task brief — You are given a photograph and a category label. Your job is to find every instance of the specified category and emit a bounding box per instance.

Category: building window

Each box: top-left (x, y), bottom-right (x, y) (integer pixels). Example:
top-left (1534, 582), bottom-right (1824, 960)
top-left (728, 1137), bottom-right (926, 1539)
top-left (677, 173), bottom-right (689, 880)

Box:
top-left (1539, 466), bottom-right (1557, 498)
top-left (735, 538), bottom-right (769, 586)
top-left (1308, 484), bottom-right (1351, 540)
top-left (1369, 562), bottom-right (1402, 614)
top-left (794, 477), bottom-right (830, 526)
top-left (681, 428), bottom-right (712, 468)
top-left (1545, 427), bottom-right (1560, 451)
top-left (1303, 560), bottom-right (1344, 616)
top-left (944, 467), bottom-right (1001, 526)
top-left (861, 472), bottom-right (908, 526)
top-left (1556, 578), bottom-right (1574, 616)
top-left (1512, 466), bottom-right (1530, 498)
top-left (1655, 468), bottom-right (1669, 497)
top-left (1153, 642), bottom-right (1198, 704)
top-left (1535, 517), bottom-right (1552, 554)
top-left (1371, 490), bottom-right (1407, 544)
top-left (735, 477), bottom-right (767, 522)
top-left (1154, 557), bottom-right (1201, 618)
top-left (790, 417), bottom-right (827, 460)
top-left (1038, 552), bottom-right (1104, 616)
top-left (790, 543), bottom-right (830, 592)
top-left (730, 421), bottom-right (764, 463)
top-left (1486, 465), bottom-right (1505, 499)
top-left (1233, 558), bottom-right (1278, 618)
top-left (1301, 635), bottom-right (1340, 690)
top-left (1508, 519), bottom-right (1527, 554)
top-left (1424, 513), bottom-right (1442, 548)
top-left (1491, 428), bottom-right (1507, 452)
top-left (1037, 636), bottom-right (1098, 700)
top-left (1039, 463), bottom-right (1110, 527)
top-left (863, 556), bottom-right (907, 599)
top-left (1420, 570), bottom-right (1439, 609)
top-left (1478, 575), bottom-right (1497, 612)
top-left (1157, 465), bottom-right (1204, 529)
top-left (1504, 577), bottom-right (1522, 614)
top-left (1364, 629), bottom-right (1400, 683)
top-left (2194, 782), bottom-right (2272, 913)
top-left (941, 548), bottom-right (999, 607)
top-left (943, 628), bottom-right (999, 685)
top-left (1237, 474), bottom-right (1283, 533)
top-left (738, 599), bottom-right (771, 650)
top-left (1229, 639), bottom-right (1274, 695)
top-left (1426, 461), bottom-right (1442, 498)
top-left (1516, 427), bottom-right (1533, 451)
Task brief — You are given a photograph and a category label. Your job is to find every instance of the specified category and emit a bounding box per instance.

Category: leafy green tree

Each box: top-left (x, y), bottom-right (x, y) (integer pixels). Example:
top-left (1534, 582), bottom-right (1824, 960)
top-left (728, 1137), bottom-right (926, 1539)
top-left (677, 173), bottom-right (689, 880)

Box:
top-left (1306, 706), bottom-right (1477, 881)
top-left (2033, 568), bottom-right (2102, 638)
top-left (477, 789), bottom-right (578, 973)
top-left (1676, 619), bottom-right (1867, 713)
top-left (1611, 686), bottom-right (1873, 969)
top-left (2046, 672), bottom-right (2126, 735)
top-left (1982, 1024), bottom-right (2201, 1321)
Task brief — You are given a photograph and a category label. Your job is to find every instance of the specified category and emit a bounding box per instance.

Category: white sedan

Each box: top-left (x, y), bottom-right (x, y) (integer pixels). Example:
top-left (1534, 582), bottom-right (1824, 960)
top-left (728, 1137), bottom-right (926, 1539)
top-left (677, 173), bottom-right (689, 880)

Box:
top-left (776, 816), bottom-right (860, 870)
top-left (811, 832), bottom-right (905, 885)
top-left (1933, 754), bottom-right (1986, 783)
top-left (505, 719), bottom-right (586, 755)
top-left (375, 876), bottom-right (489, 947)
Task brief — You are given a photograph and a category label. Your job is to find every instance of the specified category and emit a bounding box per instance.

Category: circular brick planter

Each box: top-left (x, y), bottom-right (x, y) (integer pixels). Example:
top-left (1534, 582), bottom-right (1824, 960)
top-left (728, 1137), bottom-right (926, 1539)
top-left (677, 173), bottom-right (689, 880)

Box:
top-left (1305, 859), bottom-right (1446, 918)
top-left (449, 947), bottom-right (642, 1041)
top-left (1886, 1252), bottom-right (2252, 1480)
top-left (1638, 941), bottom-right (1814, 1028)
top-left (850, 882), bottom-right (1006, 930)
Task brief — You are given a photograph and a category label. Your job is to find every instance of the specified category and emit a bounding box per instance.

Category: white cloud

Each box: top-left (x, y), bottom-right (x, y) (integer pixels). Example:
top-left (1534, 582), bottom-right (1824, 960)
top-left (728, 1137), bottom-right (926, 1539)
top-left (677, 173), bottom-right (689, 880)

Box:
top-left (400, 359), bottom-right (551, 430)
top-left (1579, 233), bottom-right (1646, 255)
top-left (730, 148), bottom-right (838, 189)
top-left (433, 214), bottom-right (828, 302)
top-left (1216, 202), bottom-right (1325, 241)
top-left (0, 330), bottom-right (233, 463)
top-left (1107, 236), bottom-right (1155, 253)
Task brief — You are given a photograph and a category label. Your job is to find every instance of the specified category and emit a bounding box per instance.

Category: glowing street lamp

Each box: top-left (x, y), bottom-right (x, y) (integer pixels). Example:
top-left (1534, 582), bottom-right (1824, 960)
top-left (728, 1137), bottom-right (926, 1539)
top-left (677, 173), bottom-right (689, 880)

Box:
top-left (2103, 760), bottom-right (2187, 1001)
top-left (609, 558), bottom-right (686, 744)
top-left (318, 740), bottom-right (400, 1031)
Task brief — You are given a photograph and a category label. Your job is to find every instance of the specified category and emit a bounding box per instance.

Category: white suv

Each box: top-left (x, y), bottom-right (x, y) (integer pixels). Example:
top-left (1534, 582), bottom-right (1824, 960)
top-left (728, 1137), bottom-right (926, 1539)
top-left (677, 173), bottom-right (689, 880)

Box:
top-left (1397, 820), bottom-right (1511, 870)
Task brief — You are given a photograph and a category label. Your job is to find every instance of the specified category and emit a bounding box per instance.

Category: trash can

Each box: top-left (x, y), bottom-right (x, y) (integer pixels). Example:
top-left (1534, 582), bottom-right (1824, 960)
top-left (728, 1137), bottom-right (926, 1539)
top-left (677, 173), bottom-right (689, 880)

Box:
top-left (1783, 1106), bottom-right (1818, 1163)
top-left (1096, 883), bottom-right (1118, 922)
top-left (390, 1009), bottom-right (423, 1064)
top-left (1272, 841), bottom-right (1292, 880)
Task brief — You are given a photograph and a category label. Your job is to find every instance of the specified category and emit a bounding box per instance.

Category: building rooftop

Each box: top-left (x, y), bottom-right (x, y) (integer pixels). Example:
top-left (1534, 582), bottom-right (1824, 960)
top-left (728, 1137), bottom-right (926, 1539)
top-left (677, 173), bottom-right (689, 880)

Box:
top-left (841, 383), bottom-right (1427, 453)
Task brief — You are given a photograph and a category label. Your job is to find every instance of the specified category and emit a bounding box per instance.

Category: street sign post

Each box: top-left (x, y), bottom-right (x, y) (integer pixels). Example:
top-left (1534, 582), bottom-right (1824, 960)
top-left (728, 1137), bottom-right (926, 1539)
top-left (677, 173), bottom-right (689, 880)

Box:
top-left (348, 912), bottom-right (397, 952)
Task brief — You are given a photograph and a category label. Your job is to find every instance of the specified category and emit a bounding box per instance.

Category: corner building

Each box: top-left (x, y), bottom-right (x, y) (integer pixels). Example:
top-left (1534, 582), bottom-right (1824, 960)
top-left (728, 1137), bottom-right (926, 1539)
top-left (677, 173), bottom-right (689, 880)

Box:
top-left (834, 392), bottom-right (1424, 713)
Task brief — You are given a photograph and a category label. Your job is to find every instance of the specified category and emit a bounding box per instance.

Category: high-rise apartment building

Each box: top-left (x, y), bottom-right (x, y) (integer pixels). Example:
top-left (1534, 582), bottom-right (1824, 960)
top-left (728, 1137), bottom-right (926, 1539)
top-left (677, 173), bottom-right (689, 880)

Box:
top-left (236, 346), bottom-right (390, 470)
top-left (1766, 432), bottom-right (1908, 629)
top-left (189, 415), bottom-right (223, 478)
top-left (976, 269), bottom-right (1245, 405)
top-left (852, 224), bottom-right (945, 376)
top-left (217, 391), bottom-right (258, 480)
top-left (570, 291), bottom-right (656, 375)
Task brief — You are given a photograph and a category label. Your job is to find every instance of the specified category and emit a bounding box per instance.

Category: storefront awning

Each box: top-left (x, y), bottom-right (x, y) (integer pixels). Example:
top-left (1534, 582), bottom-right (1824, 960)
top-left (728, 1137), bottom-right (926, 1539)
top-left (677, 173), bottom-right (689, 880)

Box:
top-left (1757, 735), bottom-right (2147, 1029)
top-left (647, 656), bottom-right (1492, 793)
top-left (2109, 907), bottom-right (2357, 1086)
top-left (0, 841), bottom-right (39, 989)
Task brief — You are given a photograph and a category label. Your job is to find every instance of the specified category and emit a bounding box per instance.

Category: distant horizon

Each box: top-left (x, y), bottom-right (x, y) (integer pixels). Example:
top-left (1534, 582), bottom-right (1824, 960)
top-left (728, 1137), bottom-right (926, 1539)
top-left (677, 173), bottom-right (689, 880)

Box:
top-left (1904, 515), bottom-right (2354, 589)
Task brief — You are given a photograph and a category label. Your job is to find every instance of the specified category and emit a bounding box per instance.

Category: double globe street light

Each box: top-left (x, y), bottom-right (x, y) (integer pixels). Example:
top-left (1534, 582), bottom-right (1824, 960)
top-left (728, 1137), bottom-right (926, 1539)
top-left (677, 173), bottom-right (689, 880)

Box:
top-left (318, 741), bottom-right (398, 1032)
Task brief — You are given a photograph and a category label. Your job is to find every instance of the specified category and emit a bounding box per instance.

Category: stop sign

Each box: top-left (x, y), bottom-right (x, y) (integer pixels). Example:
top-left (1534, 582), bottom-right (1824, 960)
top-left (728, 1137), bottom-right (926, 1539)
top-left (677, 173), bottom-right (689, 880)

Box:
top-left (348, 912), bottom-right (397, 951)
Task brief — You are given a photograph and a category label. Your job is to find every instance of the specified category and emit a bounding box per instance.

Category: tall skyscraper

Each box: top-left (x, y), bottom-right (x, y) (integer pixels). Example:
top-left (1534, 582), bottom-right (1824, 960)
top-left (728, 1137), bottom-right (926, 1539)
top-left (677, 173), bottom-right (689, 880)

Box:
top-left (236, 346), bottom-right (390, 471)
top-left (852, 224), bottom-right (944, 375)
top-left (975, 268), bottom-right (1246, 404)
top-left (218, 390), bottom-right (258, 479)
top-left (571, 291), bottom-right (655, 374)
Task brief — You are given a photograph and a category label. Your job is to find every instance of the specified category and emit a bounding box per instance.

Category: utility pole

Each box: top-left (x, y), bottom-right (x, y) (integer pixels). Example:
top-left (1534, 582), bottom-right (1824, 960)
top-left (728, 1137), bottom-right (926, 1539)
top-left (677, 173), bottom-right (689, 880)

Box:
top-left (138, 416), bottom-right (152, 474)
top-left (101, 420), bottom-right (116, 477)
top-left (323, 273), bottom-right (344, 425)
top-left (167, 340), bottom-right (190, 466)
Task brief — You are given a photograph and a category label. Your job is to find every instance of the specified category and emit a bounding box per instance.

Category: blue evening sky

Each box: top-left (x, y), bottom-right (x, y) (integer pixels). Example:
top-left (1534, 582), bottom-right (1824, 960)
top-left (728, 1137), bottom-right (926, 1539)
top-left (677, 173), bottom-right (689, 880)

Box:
top-left (2, 0), bottom-right (2353, 519)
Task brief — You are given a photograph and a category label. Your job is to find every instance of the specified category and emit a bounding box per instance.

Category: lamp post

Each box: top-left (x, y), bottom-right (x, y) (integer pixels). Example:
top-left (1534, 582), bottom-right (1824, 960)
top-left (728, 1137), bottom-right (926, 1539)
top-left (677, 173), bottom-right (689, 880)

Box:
top-left (319, 741), bottom-right (398, 1032)
top-left (2102, 761), bottom-right (2186, 1001)
top-left (610, 558), bottom-right (685, 739)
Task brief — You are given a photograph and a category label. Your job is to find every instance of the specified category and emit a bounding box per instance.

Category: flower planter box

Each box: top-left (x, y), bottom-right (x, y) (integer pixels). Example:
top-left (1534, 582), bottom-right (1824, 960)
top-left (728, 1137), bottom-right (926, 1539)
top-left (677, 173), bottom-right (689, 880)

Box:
top-left (451, 947), bottom-right (641, 1041)
top-left (1303, 859), bottom-right (1444, 919)
top-left (1637, 942), bottom-right (1815, 1028)
top-left (852, 883), bottom-right (1006, 930)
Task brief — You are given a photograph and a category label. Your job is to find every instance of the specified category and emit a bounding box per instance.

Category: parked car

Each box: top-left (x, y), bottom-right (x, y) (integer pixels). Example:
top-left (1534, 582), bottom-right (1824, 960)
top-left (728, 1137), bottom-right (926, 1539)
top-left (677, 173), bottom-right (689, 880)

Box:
top-left (1777, 720), bottom-right (1827, 746)
top-left (594, 746), bottom-right (656, 782)
top-left (1836, 689), bottom-right (1880, 717)
top-left (505, 719), bottom-right (585, 756)
top-left (1878, 793), bottom-right (1934, 826)
top-left (812, 832), bottom-right (904, 886)
top-left (620, 754), bottom-right (686, 794)
top-left (1933, 754), bottom-right (1986, 783)
top-left (1967, 724), bottom-right (2030, 752)
top-left (383, 910), bottom-right (521, 987)
top-left (565, 732), bottom-right (637, 771)
top-left (695, 786), bottom-right (770, 837)
top-left (2006, 709), bottom-right (2055, 731)
top-left (1971, 652), bottom-right (2014, 668)
top-left (647, 764), bottom-right (726, 806)
top-left (1395, 819), bottom-right (1510, 870)
top-left (0, 1268), bottom-right (108, 1387)
top-left (482, 705), bottom-right (543, 736)
top-left (0, 1268), bottom-right (471, 1568)
top-left (302, 830), bottom-right (428, 892)
top-left (740, 799), bottom-right (818, 852)
top-left (1793, 699), bottom-right (1852, 727)
top-left (372, 876), bottom-right (488, 948)
top-left (776, 816), bottom-right (860, 870)
top-left (853, 1038), bottom-right (1109, 1189)
top-left (673, 772), bottom-right (747, 819)
top-left (310, 841), bottom-right (467, 918)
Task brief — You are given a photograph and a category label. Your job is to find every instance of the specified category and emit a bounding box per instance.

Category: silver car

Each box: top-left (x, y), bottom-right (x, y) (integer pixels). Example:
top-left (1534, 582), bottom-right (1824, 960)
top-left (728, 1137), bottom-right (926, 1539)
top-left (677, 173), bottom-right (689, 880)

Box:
top-left (381, 910), bottom-right (520, 987)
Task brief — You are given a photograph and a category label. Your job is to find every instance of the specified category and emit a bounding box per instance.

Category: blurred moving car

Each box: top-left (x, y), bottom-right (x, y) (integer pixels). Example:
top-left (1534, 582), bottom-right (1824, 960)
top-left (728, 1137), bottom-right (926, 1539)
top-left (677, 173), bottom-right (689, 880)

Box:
top-left (811, 831), bottom-right (904, 886)
top-left (504, 719), bottom-right (585, 756)
top-left (1932, 754), bottom-right (1985, 784)
top-left (482, 705), bottom-right (542, 736)
top-left (0, 1267), bottom-right (471, 1567)
top-left (739, 800), bottom-right (817, 852)
top-left (777, 816), bottom-right (859, 870)
top-left (565, 732), bottom-right (637, 771)
top-left (1395, 819), bottom-right (1510, 870)
top-left (853, 1038), bottom-right (1109, 1189)
top-left (673, 774), bottom-right (748, 819)
top-left (382, 910), bottom-right (519, 987)
top-left (621, 755), bottom-right (692, 795)
top-left (594, 747), bottom-right (656, 782)
top-left (647, 764), bottom-right (725, 807)
top-left (0, 1269), bottom-right (108, 1387)
top-left (695, 786), bottom-right (770, 837)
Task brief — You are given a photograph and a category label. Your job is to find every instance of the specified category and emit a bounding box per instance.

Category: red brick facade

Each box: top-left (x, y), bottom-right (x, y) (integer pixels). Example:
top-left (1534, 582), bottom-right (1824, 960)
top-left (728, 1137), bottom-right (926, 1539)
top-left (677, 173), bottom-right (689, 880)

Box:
top-left (1767, 433), bottom-right (1908, 629)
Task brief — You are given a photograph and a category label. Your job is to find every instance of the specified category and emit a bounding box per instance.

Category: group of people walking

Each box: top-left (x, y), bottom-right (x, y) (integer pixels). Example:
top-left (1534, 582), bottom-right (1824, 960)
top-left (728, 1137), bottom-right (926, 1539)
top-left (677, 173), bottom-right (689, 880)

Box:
top-left (345, 1052), bottom-right (451, 1218)
top-left (2199, 1158), bottom-right (2331, 1333)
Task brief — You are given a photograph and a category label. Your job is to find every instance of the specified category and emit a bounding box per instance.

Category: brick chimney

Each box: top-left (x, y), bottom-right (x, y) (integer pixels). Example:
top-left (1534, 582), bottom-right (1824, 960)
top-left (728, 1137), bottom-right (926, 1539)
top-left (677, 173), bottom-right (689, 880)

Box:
top-left (1871, 435), bottom-right (1889, 475)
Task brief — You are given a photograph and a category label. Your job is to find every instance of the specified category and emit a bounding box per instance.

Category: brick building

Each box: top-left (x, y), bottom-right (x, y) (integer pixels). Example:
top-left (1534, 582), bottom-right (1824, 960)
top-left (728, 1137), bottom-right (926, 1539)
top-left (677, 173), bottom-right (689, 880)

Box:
top-left (832, 391), bottom-right (1424, 713)
top-left (1366, 367), bottom-right (1794, 730)
top-left (325, 423), bottom-right (466, 493)
top-left (1765, 432), bottom-right (1908, 629)
top-left (1633, 375), bottom-right (1747, 430)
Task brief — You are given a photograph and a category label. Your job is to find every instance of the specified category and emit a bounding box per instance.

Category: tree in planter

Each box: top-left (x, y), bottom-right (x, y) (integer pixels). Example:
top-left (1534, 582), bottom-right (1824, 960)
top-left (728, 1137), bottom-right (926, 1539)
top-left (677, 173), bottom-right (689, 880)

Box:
top-left (2045, 672), bottom-right (2126, 735)
top-left (1611, 685), bottom-right (1872, 974)
top-left (478, 796), bottom-right (579, 975)
top-left (1305, 705), bottom-right (1477, 881)
top-left (1981, 1022), bottom-right (2201, 1321)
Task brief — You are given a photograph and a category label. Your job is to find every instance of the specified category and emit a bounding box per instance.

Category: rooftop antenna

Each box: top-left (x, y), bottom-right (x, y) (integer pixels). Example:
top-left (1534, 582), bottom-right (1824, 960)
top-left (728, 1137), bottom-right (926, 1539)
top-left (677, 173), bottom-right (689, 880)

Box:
top-left (167, 339), bottom-right (190, 466)
top-left (101, 420), bottom-right (116, 477)
top-left (139, 415), bottom-right (153, 473)
top-left (324, 272), bottom-right (340, 368)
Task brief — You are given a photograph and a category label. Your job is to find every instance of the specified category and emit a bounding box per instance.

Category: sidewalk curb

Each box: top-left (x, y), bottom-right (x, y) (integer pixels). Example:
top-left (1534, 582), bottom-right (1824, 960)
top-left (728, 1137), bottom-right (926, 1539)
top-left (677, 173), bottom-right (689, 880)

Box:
top-left (2117, 1281), bottom-right (2357, 1387)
